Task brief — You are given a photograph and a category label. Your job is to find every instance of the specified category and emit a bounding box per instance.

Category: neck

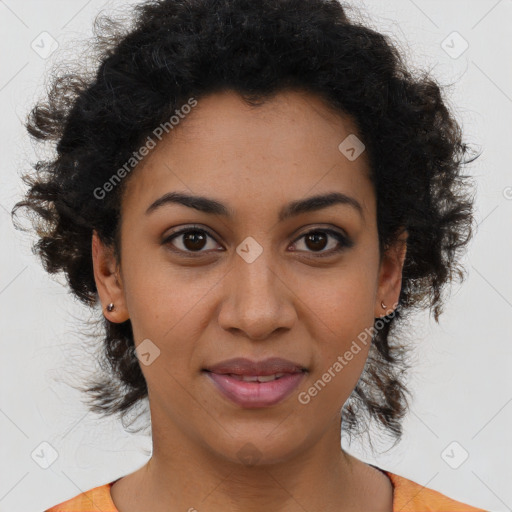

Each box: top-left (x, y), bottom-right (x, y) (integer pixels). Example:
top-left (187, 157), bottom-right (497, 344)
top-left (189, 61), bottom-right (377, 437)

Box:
top-left (114, 412), bottom-right (392, 512)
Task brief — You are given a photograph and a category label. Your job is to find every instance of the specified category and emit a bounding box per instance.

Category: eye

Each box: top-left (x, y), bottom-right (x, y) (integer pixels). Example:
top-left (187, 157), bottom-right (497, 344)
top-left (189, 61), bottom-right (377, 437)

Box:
top-left (163, 226), bottom-right (222, 255)
top-left (163, 225), bottom-right (353, 257)
top-left (289, 228), bottom-right (352, 256)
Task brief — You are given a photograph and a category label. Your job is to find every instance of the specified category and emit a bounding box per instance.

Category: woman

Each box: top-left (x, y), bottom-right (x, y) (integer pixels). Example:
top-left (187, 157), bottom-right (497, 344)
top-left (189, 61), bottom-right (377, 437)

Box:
top-left (12, 0), bottom-right (485, 510)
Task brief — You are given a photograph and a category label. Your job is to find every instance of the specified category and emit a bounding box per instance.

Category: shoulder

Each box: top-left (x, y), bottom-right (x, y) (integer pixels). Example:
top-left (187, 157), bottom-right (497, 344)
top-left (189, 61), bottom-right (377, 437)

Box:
top-left (45, 480), bottom-right (118, 512)
top-left (383, 470), bottom-right (487, 512)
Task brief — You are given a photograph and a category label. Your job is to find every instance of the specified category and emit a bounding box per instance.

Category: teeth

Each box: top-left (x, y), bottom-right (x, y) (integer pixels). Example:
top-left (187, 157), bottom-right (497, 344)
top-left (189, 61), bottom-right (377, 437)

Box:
top-left (240, 375), bottom-right (259, 382)
top-left (229, 373), bottom-right (287, 382)
top-left (255, 374), bottom-right (279, 382)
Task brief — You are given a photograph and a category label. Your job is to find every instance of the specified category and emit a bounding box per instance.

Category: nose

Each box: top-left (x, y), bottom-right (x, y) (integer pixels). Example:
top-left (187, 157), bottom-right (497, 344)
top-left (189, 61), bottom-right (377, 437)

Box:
top-left (217, 248), bottom-right (297, 341)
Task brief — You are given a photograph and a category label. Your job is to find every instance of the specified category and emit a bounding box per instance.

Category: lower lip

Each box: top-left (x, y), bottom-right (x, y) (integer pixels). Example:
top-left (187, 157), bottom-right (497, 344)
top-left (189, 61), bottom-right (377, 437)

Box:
top-left (204, 371), bottom-right (306, 408)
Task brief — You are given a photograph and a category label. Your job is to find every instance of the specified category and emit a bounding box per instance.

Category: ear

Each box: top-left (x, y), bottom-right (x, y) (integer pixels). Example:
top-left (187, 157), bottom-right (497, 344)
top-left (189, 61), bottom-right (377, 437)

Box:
top-left (92, 229), bottom-right (130, 323)
top-left (375, 228), bottom-right (408, 318)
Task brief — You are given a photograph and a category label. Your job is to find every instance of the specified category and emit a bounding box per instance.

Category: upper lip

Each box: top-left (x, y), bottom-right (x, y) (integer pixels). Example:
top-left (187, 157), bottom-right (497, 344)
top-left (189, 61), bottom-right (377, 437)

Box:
top-left (203, 357), bottom-right (307, 376)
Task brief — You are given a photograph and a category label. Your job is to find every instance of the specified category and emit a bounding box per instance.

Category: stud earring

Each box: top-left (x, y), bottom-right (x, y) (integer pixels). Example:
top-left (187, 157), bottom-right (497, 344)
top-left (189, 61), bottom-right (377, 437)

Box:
top-left (106, 303), bottom-right (115, 312)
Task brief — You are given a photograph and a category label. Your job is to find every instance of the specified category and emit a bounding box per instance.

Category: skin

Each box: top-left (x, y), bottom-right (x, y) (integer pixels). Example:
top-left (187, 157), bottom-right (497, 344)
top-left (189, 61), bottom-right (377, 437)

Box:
top-left (92, 89), bottom-right (407, 512)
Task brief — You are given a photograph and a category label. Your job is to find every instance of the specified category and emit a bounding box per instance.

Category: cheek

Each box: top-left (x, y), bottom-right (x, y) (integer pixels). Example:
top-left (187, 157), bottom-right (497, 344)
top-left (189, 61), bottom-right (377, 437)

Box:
top-left (301, 315), bottom-right (372, 417)
top-left (298, 266), bottom-right (376, 404)
top-left (302, 263), bottom-right (376, 339)
top-left (121, 239), bottom-right (207, 336)
top-left (122, 256), bottom-right (218, 378)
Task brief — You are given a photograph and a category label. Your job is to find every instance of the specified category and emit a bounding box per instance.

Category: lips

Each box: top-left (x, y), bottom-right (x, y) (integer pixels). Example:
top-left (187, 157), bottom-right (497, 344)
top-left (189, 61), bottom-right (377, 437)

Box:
top-left (203, 357), bottom-right (307, 408)
top-left (226, 373), bottom-right (288, 382)
top-left (204, 356), bottom-right (307, 376)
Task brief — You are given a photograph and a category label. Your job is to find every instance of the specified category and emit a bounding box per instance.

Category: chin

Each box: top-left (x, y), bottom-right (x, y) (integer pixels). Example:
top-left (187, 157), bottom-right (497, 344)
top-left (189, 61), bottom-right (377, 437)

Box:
top-left (202, 425), bottom-right (311, 467)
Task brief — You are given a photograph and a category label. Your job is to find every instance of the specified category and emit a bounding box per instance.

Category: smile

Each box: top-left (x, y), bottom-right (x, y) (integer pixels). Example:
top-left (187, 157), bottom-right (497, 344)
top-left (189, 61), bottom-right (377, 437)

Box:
top-left (203, 370), bottom-right (306, 408)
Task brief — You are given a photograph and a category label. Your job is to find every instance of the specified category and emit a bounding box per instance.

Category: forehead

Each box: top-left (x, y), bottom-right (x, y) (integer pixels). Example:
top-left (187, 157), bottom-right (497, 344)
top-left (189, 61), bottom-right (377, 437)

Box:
top-left (120, 89), bottom-right (374, 220)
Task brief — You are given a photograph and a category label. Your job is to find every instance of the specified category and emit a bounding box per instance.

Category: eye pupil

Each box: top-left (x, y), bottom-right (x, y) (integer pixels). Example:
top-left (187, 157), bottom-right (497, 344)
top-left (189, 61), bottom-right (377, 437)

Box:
top-left (184, 230), bottom-right (207, 251)
top-left (166, 227), bottom-right (347, 257)
top-left (306, 232), bottom-right (327, 251)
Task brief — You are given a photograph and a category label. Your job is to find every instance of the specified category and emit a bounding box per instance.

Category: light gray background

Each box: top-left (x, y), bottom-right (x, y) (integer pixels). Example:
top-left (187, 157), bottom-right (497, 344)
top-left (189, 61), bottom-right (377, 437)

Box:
top-left (1, 1), bottom-right (511, 511)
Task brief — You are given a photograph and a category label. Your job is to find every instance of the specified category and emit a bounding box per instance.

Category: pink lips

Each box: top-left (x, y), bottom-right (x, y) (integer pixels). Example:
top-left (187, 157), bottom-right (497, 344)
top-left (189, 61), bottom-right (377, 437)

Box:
top-left (203, 357), bottom-right (307, 408)
top-left (205, 372), bottom-right (305, 408)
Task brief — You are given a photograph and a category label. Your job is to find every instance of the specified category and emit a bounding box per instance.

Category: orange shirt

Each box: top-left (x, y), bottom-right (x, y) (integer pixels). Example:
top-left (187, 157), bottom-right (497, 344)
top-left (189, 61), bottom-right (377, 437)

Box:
top-left (45, 470), bottom-right (486, 512)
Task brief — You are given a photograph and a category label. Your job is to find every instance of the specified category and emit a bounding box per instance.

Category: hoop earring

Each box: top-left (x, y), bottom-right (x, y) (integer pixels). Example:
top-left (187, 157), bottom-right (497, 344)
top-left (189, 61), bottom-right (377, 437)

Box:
top-left (106, 303), bottom-right (115, 312)
top-left (381, 301), bottom-right (387, 309)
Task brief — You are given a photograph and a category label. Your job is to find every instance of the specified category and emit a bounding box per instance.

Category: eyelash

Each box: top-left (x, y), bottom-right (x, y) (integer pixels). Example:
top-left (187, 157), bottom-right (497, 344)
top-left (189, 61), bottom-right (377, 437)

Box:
top-left (162, 225), bottom-right (352, 258)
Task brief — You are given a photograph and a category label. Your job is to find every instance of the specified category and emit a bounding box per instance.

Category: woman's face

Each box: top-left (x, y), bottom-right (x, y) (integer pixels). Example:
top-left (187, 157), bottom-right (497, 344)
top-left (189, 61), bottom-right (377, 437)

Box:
top-left (93, 89), bottom-right (406, 465)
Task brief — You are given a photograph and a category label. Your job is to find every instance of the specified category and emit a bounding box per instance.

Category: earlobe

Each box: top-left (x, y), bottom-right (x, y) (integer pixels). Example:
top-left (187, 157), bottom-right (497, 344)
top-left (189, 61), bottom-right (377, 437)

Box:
top-left (91, 230), bottom-right (130, 322)
top-left (375, 229), bottom-right (408, 318)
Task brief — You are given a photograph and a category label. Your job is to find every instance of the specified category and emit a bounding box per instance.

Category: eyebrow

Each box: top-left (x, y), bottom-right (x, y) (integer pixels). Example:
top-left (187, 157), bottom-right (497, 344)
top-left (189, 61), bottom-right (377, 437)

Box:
top-left (145, 191), bottom-right (364, 221)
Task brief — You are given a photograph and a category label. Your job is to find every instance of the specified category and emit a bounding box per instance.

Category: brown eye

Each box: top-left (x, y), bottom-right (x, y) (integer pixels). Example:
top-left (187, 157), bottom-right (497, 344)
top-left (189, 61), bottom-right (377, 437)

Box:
top-left (290, 229), bottom-right (352, 256)
top-left (163, 227), bottom-right (222, 255)
top-left (182, 230), bottom-right (207, 251)
top-left (304, 232), bottom-right (328, 251)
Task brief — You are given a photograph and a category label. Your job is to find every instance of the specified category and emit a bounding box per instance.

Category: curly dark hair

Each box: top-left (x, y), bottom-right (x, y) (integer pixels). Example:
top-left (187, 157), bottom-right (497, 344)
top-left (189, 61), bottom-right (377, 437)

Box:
top-left (12, 0), bottom-right (479, 443)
